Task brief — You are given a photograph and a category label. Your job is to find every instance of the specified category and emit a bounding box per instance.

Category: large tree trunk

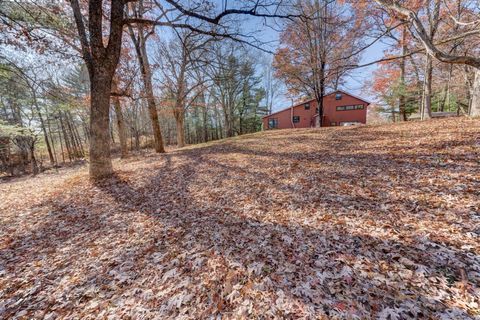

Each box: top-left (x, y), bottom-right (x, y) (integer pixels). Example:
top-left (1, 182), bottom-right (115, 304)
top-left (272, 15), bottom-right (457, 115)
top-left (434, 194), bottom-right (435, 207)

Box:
top-left (29, 139), bottom-right (39, 176)
top-left (70, 0), bottom-right (126, 180)
top-left (173, 87), bottom-right (186, 146)
top-left (143, 67), bottom-right (165, 153)
top-left (422, 55), bottom-right (433, 120)
top-left (316, 97), bottom-right (322, 127)
top-left (421, 0), bottom-right (440, 120)
top-left (89, 71), bottom-right (113, 179)
top-left (314, 64), bottom-right (325, 128)
top-left (175, 111), bottom-right (186, 148)
top-left (470, 69), bottom-right (480, 117)
top-left (175, 62), bottom-right (187, 147)
top-left (313, 0), bottom-right (327, 127)
top-left (440, 64), bottom-right (453, 112)
top-left (223, 101), bottom-right (235, 138)
top-left (111, 81), bottom-right (128, 158)
top-left (318, 70), bottom-right (325, 127)
top-left (113, 97), bottom-right (128, 158)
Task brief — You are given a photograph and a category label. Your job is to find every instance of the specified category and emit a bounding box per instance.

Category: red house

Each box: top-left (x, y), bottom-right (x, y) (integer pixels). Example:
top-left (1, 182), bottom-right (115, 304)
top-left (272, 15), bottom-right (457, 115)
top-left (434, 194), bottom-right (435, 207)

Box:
top-left (262, 91), bottom-right (370, 129)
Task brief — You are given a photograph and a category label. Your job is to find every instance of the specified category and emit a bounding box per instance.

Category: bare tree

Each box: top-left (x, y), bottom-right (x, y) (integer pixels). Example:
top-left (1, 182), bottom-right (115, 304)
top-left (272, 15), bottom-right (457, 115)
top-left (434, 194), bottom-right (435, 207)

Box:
top-left (127, 0), bottom-right (166, 153)
top-left (0, 60), bottom-right (56, 164)
top-left (261, 56), bottom-right (281, 115)
top-left (67, 0), bottom-right (299, 179)
top-left (207, 44), bottom-right (243, 137)
top-left (156, 30), bottom-right (210, 147)
top-left (420, 0), bottom-right (442, 120)
top-left (373, 0), bottom-right (480, 117)
top-left (111, 79), bottom-right (129, 158)
top-left (69, 0), bottom-right (126, 179)
top-left (274, 0), bottom-right (365, 126)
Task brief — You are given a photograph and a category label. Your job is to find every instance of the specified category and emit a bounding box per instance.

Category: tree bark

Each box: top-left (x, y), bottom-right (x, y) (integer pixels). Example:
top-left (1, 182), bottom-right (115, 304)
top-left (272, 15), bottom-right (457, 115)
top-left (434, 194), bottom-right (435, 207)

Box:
top-left (316, 68), bottom-right (325, 127)
top-left (440, 64), bottom-right (453, 112)
top-left (175, 57), bottom-right (188, 146)
top-left (399, 25), bottom-right (408, 122)
top-left (34, 102), bottom-right (55, 165)
top-left (222, 101), bottom-right (235, 138)
top-left (129, 23), bottom-right (165, 153)
top-left (113, 98), bottom-right (128, 157)
top-left (422, 54), bottom-right (433, 120)
top-left (46, 114), bottom-right (58, 164)
top-left (470, 69), bottom-right (480, 117)
top-left (313, 0), bottom-right (327, 127)
top-left (89, 72), bottom-right (113, 179)
top-left (111, 82), bottom-right (128, 158)
top-left (70, 0), bottom-right (125, 180)
top-left (174, 109), bottom-right (186, 148)
top-left (142, 59), bottom-right (165, 153)
top-left (421, 0), bottom-right (440, 120)
top-left (29, 139), bottom-right (39, 176)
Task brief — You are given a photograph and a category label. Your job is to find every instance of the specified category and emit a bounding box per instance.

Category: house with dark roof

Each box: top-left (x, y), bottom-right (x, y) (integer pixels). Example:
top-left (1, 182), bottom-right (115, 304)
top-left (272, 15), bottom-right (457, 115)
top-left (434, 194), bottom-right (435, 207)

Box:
top-left (262, 91), bottom-right (370, 129)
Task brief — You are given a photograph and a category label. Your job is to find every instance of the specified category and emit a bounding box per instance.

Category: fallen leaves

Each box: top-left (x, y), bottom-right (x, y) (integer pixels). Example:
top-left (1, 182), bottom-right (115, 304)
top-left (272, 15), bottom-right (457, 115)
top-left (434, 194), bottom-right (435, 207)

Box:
top-left (0, 118), bottom-right (479, 319)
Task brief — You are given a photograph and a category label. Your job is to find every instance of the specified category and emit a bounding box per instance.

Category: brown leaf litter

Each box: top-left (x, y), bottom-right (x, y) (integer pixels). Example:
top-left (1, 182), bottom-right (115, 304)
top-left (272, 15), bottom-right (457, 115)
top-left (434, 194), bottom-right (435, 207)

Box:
top-left (0, 118), bottom-right (479, 319)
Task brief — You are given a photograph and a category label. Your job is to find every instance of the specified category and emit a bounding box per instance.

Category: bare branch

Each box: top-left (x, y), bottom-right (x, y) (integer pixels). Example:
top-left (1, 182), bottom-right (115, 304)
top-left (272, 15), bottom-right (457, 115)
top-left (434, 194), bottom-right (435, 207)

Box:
top-left (373, 0), bottom-right (480, 68)
top-left (69, 0), bottom-right (93, 72)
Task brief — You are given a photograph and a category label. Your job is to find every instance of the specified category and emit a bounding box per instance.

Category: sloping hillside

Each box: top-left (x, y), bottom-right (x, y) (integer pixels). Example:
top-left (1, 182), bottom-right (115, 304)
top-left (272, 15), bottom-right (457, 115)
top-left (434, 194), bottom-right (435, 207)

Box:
top-left (1, 118), bottom-right (479, 319)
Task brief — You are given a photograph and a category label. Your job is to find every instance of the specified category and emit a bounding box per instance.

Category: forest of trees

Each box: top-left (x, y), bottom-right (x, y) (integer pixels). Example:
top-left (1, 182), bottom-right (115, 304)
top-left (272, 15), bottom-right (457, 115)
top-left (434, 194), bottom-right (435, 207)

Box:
top-left (0, 0), bottom-right (479, 179)
top-left (0, 1), bottom-right (276, 177)
top-left (367, 0), bottom-right (480, 121)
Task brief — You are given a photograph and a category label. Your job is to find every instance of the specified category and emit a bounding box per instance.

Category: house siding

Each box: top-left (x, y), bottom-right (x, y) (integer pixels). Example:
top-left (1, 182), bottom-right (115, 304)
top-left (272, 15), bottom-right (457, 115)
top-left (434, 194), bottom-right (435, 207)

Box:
top-left (262, 91), bottom-right (369, 129)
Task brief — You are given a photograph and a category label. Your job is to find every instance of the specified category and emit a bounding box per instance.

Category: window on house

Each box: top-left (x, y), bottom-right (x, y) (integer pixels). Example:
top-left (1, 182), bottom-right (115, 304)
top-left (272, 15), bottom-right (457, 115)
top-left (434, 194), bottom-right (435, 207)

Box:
top-left (268, 118), bottom-right (279, 129)
top-left (304, 103), bottom-right (310, 110)
top-left (336, 105), bottom-right (365, 111)
top-left (292, 116), bottom-right (300, 123)
top-left (335, 93), bottom-right (342, 100)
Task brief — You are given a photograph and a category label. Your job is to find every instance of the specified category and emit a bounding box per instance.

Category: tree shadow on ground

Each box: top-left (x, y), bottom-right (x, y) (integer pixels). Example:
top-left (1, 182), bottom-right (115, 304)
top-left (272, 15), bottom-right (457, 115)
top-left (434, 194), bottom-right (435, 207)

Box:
top-left (1, 127), bottom-right (479, 318)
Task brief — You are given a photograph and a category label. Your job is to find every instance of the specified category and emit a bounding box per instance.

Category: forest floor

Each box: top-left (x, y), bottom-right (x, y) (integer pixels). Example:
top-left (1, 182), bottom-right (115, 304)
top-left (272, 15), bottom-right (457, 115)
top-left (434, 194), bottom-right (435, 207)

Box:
top-left (1, 118), bottom-right (479, 319)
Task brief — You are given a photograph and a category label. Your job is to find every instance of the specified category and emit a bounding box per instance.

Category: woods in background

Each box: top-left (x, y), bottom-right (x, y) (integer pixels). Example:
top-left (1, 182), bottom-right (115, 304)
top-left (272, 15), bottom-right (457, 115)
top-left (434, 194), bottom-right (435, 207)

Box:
top-left (0, 6), bottom-right (272, 177)
top-left (362, 0), bottom-right (480, 120)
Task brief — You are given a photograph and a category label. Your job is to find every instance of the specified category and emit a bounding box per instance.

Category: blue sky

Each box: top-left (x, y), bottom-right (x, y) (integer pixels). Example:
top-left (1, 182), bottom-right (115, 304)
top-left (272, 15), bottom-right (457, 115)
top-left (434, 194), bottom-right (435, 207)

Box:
top-left (343, 41), bottom-right (386, 98)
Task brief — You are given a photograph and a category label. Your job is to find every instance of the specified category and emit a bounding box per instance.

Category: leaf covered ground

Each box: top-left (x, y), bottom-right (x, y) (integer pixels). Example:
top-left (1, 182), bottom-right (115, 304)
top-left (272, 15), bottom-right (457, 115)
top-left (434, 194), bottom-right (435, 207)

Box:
top-left (1, 118), bottom-right (479, 319)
